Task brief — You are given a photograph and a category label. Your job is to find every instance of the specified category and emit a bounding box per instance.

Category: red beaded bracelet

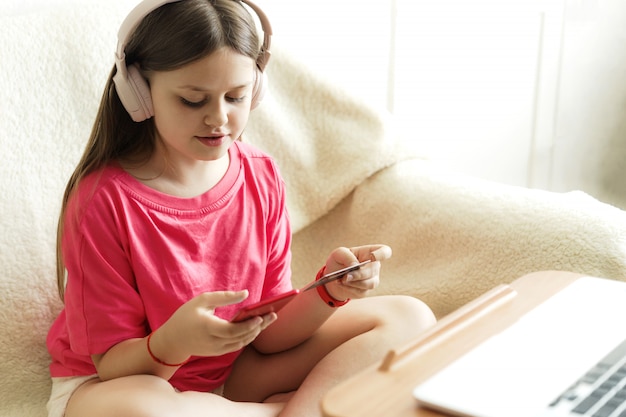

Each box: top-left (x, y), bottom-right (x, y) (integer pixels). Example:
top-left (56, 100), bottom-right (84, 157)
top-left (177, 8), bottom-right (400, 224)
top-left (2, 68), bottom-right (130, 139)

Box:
top-left (316, 266), bottom-right (350, 307)
top-left (146, 332), bottom-right (189, 367)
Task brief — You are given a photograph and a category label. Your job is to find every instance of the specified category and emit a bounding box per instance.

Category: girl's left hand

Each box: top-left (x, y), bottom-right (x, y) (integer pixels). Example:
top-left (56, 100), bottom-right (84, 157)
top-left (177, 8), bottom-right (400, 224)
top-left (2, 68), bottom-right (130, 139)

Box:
top-left (322, 244), bottom-right (392, 302)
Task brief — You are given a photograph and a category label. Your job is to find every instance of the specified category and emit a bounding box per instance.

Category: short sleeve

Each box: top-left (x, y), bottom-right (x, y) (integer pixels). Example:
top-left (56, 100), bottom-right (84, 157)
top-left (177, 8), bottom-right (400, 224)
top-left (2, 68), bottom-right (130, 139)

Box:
top-left (62, 177), bottom-right (147, 356)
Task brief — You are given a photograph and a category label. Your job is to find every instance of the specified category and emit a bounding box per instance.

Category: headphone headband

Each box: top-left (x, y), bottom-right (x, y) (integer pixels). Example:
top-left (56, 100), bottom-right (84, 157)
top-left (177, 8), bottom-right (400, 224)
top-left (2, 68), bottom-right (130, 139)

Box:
top-left (115, 0), bottom-right (272, 77)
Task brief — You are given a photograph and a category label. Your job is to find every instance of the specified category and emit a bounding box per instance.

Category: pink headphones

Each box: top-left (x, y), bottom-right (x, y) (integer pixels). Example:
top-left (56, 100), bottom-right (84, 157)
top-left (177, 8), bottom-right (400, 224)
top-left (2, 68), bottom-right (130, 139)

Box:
top-left (113, 0), bottom-right (272, 122)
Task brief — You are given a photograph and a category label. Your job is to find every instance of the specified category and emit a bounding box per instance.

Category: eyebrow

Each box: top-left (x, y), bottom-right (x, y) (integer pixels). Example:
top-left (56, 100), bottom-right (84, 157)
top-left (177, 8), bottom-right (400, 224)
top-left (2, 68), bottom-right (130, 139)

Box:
top-left (177, 83), bottom-right (252, 92)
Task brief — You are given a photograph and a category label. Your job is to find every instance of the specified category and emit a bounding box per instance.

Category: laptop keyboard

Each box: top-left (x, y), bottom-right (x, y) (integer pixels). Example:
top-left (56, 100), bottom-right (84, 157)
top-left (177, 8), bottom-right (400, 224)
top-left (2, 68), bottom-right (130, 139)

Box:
top-left (548, 338), bottom-right (626, 416)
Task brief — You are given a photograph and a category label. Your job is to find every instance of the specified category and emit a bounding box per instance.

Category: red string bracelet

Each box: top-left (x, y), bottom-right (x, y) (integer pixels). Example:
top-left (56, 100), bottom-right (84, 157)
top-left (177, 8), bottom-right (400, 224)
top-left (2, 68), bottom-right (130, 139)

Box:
top-left (316, 266), bottom-right (350, 307)
top-left (146, 332), bottom-right (189, 367)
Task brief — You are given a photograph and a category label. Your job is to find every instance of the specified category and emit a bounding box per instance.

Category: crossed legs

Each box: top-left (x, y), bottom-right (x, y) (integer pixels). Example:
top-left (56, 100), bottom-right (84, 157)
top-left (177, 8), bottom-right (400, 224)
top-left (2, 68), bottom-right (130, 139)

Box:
top-left (65, 295), bottom-right (435, 417)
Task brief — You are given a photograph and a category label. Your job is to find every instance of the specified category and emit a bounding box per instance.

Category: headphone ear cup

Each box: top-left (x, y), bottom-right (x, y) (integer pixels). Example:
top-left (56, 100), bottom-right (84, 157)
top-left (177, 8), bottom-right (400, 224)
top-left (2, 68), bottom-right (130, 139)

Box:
top-left (250, 68), bottom-right (267, 110)
top-left (113, 64), bottom-right (154, 122)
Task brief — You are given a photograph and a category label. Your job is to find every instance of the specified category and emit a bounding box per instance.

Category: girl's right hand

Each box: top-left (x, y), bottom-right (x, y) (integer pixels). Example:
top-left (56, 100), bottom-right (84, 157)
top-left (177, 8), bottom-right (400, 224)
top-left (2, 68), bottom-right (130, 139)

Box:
top-left (152, 290), bottom-right (277, 362)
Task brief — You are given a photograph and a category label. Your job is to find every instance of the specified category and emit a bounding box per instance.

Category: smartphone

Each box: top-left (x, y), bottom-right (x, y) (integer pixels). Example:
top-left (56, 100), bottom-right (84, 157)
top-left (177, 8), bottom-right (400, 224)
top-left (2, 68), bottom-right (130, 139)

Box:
top-left (231, 289), bottom-right (300, 322)
top-left (304, 260), bottom-right (372, 291)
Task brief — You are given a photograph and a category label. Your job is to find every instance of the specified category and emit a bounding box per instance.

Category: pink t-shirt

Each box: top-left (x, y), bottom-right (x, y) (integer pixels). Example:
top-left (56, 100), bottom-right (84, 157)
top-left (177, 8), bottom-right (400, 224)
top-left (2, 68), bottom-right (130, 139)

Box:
top-left (47, 141), bottom-right (293, 392)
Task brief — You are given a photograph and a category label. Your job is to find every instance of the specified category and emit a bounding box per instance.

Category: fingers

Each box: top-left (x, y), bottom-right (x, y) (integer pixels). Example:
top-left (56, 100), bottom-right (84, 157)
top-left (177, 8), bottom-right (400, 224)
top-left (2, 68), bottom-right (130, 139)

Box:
top-left (221, 313), bottom-right (277, 350)
top-left (215, 313), bottom-right (278, 354)
top-left (225, 312), bottom-right (277, 337)
top-left (323, 244), bottom-right (392, 301)
top-left (350, 244), bottom-right (392, 262)
top-left (166, 291), bottom-right (278, 358)
top-left (345, 263), bottom-right (380, 286)
top-left (327, 244), bottom-right (392, 270)
top-left (370, 245), bottom-right (392, 261)
top-left (197, 290), bottom-right (249, 309)
top-left (197, 291), bottom-right (277, 340)
top-left (342, 263), bottom-right (380, 290)
top-left (326, 244), bottom-right (391, 278)
top-left (192, 311), bottom-right (276, 357)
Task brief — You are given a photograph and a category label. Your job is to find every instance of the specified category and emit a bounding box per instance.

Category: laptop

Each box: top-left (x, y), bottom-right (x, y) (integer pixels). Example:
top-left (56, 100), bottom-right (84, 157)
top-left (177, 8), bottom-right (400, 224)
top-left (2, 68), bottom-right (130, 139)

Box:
top-left (412, 276), bottom-right (626, 417)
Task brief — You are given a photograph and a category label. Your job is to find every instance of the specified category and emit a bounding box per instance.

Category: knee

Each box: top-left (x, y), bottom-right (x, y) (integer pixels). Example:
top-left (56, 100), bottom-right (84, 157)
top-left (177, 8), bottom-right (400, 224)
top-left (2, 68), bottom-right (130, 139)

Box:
top-left (379, 295), bottom-right (437, 334)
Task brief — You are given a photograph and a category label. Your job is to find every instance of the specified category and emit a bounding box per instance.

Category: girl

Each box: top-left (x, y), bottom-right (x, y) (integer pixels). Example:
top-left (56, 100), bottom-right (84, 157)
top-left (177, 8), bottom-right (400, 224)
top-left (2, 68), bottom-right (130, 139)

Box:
top-left (45, 1), bottom-right (436, 416)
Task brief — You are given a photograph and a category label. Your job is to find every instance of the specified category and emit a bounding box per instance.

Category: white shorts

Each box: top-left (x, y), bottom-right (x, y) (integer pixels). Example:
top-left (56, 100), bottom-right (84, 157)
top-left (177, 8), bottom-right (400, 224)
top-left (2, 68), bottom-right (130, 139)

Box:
top-left (46, 374), bottom-right (225, 417)
top-left (46, 375), bottom-right (99, 417)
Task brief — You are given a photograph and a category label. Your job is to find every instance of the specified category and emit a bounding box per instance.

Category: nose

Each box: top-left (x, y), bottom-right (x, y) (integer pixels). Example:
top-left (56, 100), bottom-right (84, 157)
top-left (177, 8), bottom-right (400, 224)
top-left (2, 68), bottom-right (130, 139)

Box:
top-left (204, 98), bottom-right (228, 127)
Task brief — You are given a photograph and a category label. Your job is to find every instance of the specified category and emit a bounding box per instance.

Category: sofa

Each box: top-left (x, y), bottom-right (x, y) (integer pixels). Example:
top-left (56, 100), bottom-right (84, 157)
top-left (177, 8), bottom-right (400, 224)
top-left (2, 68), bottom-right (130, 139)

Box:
top-left (1, 1), bottom-right (626, 416)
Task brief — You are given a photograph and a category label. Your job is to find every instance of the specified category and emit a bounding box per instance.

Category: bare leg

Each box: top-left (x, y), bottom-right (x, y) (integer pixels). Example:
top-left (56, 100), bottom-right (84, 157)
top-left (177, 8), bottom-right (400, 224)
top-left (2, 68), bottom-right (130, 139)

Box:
top-left (66, 374), bottom-right (284, 417)
top-left (66, 296), bottom-right (434, 417)
top-left (225, 295), bottom-right (436, 417)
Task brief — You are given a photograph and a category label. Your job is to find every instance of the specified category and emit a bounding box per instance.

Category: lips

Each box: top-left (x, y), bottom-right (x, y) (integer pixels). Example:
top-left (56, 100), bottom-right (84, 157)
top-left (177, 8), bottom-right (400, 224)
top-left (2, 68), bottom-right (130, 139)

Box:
top-left (198, 135), bottom-right (224, 140)
top-left (196, 134), bottom-right (228, 147)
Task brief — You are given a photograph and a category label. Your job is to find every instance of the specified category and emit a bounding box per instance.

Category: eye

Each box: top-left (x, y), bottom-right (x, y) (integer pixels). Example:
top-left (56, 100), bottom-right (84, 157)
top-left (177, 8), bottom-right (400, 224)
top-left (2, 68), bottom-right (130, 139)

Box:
top-left (180, 97), bottom-right (207, 108)
top-left (226, 96), bottom-right (246, 104)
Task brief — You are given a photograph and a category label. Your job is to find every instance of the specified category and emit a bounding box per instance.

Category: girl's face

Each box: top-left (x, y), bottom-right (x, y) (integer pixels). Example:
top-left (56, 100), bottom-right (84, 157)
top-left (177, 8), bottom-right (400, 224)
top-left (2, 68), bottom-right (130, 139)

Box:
top-left (148, 47), bottom-right (257, 165)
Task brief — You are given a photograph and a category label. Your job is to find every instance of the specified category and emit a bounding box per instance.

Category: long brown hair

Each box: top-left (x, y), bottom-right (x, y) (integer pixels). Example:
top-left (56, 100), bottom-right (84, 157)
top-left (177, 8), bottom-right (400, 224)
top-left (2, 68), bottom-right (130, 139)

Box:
top-left (56, 0), bottom-right (261, 299)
